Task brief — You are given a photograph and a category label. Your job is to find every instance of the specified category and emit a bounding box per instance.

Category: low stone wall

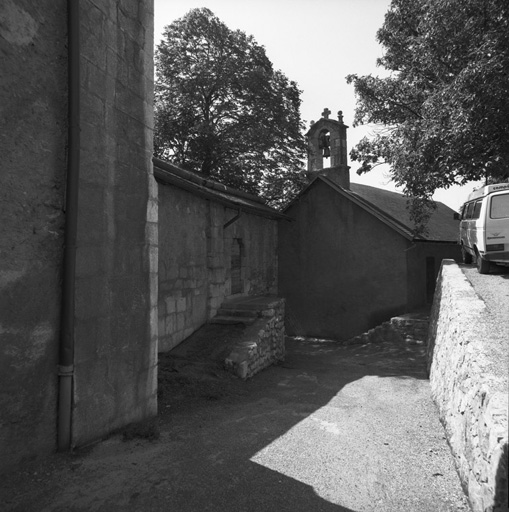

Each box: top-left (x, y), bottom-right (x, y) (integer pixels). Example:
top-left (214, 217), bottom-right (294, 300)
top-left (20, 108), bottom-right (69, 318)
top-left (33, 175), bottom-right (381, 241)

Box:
top-left (224, 299), bottom-right (285, 379)
top-left (427, 260), bottom-right (508, 512)
top-left (345, 313), bottom-right (429, 345)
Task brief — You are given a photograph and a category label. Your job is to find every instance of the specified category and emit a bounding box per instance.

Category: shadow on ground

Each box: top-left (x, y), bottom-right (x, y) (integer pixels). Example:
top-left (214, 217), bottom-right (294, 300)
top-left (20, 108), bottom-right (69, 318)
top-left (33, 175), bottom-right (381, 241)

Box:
top-left (1, 325), bottom-right (469, 512)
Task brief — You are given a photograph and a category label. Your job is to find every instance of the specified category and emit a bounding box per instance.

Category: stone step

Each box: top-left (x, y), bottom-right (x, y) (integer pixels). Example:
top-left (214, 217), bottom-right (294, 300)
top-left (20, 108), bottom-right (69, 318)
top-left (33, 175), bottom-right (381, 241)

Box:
top-left (216, 308), bottom-right (258, 318)
top-left (210, 315), bottom-right (256, 326)
top-left (220, 296), bottom-right (280, 311)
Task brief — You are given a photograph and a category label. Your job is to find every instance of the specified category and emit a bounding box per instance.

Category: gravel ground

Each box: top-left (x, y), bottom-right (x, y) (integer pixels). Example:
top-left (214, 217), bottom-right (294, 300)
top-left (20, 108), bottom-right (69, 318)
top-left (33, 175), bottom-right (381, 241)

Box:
top-left (1, 330), bottom-right (470, 512)
top-left (460, 263), bottom-right (509, 381)
top-left (462, 263), bottom-right (509, 313)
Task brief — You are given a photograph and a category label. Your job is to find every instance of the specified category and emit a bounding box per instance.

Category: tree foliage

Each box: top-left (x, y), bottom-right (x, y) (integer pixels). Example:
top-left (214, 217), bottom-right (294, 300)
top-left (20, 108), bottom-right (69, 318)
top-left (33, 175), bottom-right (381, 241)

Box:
top-left (154, 8), bottom-right (307, 207)
top-left (347, 0), bottom-right (509, 202)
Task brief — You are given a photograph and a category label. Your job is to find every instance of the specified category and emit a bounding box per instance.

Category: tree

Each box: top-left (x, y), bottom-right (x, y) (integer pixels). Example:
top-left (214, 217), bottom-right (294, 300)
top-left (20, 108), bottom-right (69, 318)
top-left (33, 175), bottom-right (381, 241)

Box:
top-left (347, 0), bottom-right (509, 205)
top-left (154, 8), bottom-right (307, 207)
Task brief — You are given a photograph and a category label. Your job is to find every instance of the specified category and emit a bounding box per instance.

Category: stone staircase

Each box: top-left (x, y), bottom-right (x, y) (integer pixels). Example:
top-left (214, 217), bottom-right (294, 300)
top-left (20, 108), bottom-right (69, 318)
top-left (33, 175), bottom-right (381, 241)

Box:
top-left (210, 296), bottom-right (286, 379)
top-left (210, 296), bottom-right (282, 326)
top-left (345, 312), bottom-right (430, 345)
top-left (209, 306), bottom-right (258, 326)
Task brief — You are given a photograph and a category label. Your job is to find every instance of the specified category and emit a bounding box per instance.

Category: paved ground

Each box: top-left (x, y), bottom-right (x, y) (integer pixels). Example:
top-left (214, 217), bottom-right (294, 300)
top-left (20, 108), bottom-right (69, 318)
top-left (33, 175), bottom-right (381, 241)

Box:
top-left (1, 330), bottom-right (471, 512)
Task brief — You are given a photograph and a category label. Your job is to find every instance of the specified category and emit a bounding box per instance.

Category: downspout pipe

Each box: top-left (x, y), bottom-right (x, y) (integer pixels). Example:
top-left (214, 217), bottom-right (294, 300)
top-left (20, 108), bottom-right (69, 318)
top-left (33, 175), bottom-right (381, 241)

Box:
top-left (58, 0), bottom-right (80, 451)
top-left (224, 209), bottom-right (242, 229)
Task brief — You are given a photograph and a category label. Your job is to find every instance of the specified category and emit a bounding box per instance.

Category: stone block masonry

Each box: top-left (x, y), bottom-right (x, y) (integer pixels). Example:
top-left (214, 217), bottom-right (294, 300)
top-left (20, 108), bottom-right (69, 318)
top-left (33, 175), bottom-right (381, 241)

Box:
top-left (427, 260), bottom-right (508, 512)
top-left (0, 0), bottom-right (157, 469)
top-left (71, 0), bottom-right (157, 448)
top-left (0, 0), bottom-right (68, 471)
top-left (157, 182), bottom-right (278, 353)
top-left (224, 298), bottom-right (285, 379)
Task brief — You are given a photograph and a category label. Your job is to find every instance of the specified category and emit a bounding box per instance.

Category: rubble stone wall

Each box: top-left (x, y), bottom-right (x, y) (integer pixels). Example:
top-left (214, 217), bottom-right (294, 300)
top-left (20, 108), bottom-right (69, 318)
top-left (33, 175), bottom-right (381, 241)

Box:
top-left (427, 260), bottom-right (508, 512)
top-left (225, 299), bottom-right (285, 379)
top-left (345, 313), bottom-right (429, 346)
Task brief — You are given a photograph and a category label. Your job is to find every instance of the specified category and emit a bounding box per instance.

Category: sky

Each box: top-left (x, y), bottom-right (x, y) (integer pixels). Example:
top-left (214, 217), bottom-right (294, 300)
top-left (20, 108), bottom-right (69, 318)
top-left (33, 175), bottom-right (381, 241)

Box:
top-left (153, 0), bottom-right (482, 211)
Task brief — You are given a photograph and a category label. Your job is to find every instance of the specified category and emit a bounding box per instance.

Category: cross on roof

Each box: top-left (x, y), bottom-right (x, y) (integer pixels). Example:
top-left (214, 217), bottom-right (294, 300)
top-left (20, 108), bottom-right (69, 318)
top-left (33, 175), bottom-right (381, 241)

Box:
top-left (322, 108), bottom-right (331, 119)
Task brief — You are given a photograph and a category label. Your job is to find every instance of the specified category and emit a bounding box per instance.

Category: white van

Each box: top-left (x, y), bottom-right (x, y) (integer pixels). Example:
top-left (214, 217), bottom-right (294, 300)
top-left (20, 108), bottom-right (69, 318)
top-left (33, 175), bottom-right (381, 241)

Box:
top-left (459, 183), bottom-right (509, 273)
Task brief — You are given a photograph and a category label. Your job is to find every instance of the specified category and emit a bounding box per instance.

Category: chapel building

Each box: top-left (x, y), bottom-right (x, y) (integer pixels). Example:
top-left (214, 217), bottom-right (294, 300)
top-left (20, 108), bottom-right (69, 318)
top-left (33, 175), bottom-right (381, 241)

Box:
top-left (278, 109), bottom-right (461, 340)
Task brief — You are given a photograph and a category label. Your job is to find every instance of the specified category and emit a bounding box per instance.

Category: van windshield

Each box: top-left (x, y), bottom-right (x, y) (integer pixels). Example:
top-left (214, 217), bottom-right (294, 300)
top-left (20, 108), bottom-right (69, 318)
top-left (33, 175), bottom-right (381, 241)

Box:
top-left (490, 193), bottom-right (509, 219)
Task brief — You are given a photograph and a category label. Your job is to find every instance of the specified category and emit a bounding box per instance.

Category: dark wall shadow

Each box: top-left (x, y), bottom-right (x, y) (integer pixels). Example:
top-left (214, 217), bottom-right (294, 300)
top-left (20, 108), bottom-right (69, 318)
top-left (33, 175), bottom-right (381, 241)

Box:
top-left (493, 442), bottom-right (508, 512)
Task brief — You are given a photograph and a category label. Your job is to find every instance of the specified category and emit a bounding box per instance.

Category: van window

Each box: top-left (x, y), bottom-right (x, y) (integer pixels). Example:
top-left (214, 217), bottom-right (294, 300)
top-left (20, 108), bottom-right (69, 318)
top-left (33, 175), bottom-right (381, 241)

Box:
top-left (490, 193), bottom-right (509, 219)
top-left (465, 202), bottom-right (475, 219)
top-left (472, 200), bottom-right (482, 219)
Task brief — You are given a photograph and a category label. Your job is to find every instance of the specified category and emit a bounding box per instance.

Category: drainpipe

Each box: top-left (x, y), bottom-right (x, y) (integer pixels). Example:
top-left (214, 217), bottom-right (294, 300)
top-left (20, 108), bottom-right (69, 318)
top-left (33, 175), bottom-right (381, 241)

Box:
top-left (58, 0), bottom-right (80, 451)
top-left (224, 209), bottom-right (242, 229)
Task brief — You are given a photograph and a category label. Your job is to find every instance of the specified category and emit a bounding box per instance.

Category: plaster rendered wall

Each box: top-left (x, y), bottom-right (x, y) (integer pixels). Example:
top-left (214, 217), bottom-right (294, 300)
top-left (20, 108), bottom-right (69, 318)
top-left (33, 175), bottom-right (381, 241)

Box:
top-left (72, 0), bottom-right (157, 446)
top-left (0, 0), bottom-right (67, 470)
top-left (278, 181), bottom-right (408, 340)
top-left (406, 241), bottom-right (462, 310)
top-left (158, 183), bottom-right (278, 352)
top-left (427, 261), bottom-right (508, 512)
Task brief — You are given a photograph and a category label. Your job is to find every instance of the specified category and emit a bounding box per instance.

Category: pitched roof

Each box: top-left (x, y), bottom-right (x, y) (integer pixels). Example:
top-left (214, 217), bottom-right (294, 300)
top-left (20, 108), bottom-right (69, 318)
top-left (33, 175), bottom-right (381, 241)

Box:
top-left (153, 158), bottom-right (289, 220)
top-left (348, 182), bottom-right (459, 242)
top-left (289, 175), bottom-right (459, 242)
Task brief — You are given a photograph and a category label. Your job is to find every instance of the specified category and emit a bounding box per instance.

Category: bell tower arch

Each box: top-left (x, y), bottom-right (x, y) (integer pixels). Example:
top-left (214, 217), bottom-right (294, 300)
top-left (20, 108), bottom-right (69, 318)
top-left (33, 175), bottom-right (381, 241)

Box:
top-left (306, 108), bottom-right (350, 189)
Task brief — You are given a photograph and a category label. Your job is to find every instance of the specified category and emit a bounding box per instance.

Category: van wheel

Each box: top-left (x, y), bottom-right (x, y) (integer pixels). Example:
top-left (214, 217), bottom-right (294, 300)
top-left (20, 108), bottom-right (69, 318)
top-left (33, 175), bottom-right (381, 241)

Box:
top-left (476, 253), bottom-right (490, 274)
top-left (461, 245), bottom-right (473, 264)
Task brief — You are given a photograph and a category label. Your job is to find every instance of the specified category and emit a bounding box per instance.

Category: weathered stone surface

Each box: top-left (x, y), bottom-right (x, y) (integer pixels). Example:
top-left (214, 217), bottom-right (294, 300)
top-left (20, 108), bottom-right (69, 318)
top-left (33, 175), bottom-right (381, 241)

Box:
top-left (0, 0), bottom-right (67, 471)
top-left (71, 0), bottom-right (157, 448)
top-left (427, 260), bottom-right (508, 512)
top-left (0, 0), bottom-right (157, 469)
top-left (157, 183), bottom-right (278, 352)
top-left (224, 298), bottom-right (285, 379)
top-left (344, 312), bottom-right (430, 346)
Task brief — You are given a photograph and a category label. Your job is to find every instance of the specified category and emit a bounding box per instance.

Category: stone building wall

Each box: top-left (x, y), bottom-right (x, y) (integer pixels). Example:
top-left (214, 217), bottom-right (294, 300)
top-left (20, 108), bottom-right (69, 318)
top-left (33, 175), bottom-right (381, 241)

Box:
top-left (427, 260), bottom-right (508, 512)
top-left (72, 0), bottom-right (157, 446)
top-left (0, 0), bottom-right (157, 468)
top-left (0, 0), bottom-right (68, 471)
top-left (157, 182), bottom-right (278, 353)
top-left (157, 184), bottom-right (209, 352)
top-left (279, 180), bottom-right (408, 340)
top-left (222, 205), bottom-right (278, 299)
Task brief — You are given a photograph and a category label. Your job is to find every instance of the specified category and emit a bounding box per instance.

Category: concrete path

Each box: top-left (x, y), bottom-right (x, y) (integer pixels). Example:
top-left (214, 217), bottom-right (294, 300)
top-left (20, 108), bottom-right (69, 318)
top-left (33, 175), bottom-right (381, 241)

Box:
top-left (1, 335), bottom-right (471, 511)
